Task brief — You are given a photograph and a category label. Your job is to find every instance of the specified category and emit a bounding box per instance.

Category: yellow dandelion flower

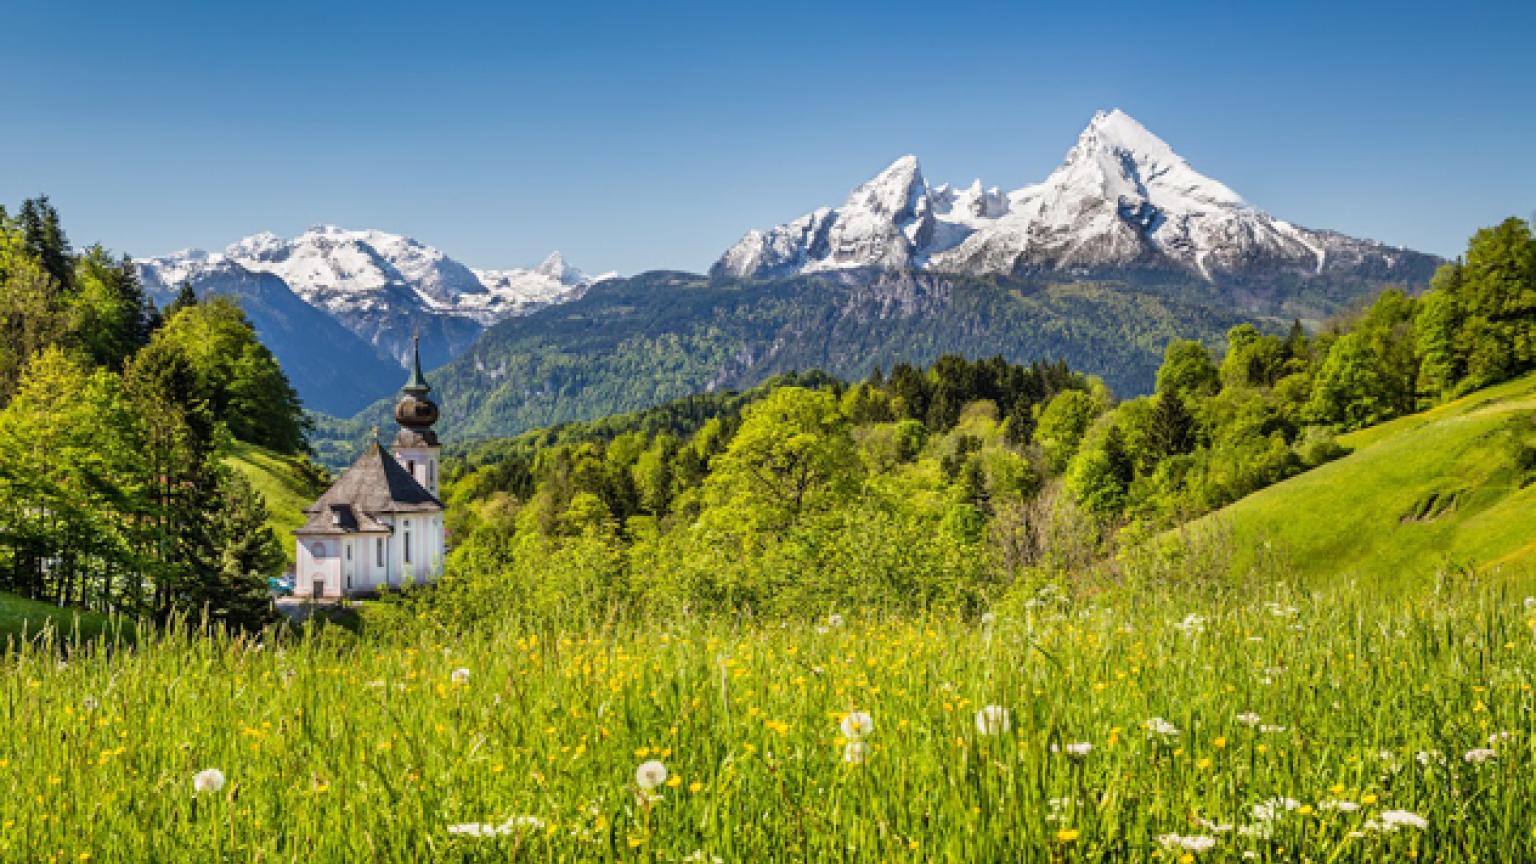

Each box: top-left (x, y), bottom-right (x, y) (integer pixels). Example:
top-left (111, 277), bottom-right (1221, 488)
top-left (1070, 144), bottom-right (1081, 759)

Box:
top-left (1056, 828), bottom-right (1080, 843)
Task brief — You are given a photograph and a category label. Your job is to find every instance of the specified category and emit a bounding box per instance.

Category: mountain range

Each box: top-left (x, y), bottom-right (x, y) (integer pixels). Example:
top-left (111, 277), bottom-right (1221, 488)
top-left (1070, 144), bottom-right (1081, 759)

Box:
top-left (136, 227), bottom-right (612, 414)
top-left (138, 110), bottom-right (1442, 445)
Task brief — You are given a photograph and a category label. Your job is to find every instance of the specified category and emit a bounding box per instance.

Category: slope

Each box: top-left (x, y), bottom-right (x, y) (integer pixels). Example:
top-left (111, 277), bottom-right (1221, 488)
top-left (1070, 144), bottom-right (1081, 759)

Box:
top-left (226, 441), bottom-right (329, 565)
top-left (1210, 372), bottom-right (1536, 587)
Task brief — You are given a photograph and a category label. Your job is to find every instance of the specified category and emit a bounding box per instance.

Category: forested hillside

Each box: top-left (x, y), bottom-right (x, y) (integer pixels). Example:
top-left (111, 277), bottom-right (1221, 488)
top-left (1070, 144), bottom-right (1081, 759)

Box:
top-left (0, 199), bottom-right (313, 629)
top-left (430, 217), bottom-right (1536, 622)
top-left (319, 268), bottom-right (1258, 456)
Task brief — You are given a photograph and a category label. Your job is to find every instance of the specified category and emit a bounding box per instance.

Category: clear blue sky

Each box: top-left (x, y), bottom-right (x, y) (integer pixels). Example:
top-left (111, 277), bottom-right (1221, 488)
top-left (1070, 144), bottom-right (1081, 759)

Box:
top-left (3, 0), bottom-right (1532, 274)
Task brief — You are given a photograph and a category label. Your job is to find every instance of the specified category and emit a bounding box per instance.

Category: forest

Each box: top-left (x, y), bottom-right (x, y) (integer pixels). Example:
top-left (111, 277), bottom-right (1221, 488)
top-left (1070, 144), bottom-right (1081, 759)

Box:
top-left (431, 217), bottom-right (1536, 623)
top-left (0, 198), bottom-right (314, 629)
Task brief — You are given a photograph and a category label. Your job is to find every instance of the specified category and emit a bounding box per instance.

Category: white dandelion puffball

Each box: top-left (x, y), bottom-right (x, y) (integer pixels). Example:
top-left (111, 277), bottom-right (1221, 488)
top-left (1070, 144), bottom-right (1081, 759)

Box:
top-left (1145, 717), bottom-right (1180, 738)
top-left (974, 705), bottom-right (1010, 735)
top-left (1525, 596), bottom-right (1536, 611)
top-left (635, 759), bottom-right (668, 790)
top-left (840, 711), bottom-right (874, 740)
top-left (448, 822), bottom-right (499, 837)
top-left (1064, 741), bottom-right (1092, 757)
top-left (451, 667), bottom-right (471, 684)
top-left (843, 740), bottom-right (869, 764)
top-left (1463, 747), bottom-right (1497, 764)
top-left (192, 768), bottom-right (226, 794)
top-left (979, 611), bottom-right (997, 627)
top-left (827, 613), bottom-right (845, 628)
top-left (1235, 712), bottom-right (1261, 727)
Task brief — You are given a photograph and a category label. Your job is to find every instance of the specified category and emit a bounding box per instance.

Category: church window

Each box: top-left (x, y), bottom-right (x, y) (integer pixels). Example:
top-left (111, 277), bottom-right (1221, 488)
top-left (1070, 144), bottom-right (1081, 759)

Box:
top-left (404, 529), bottom-right (412, 563)
top-left (376, 538), bottom-right (384, 567)
top-left (346, 543), bottom-right (352, 561)
top-left (407, 459), bottom-right (416, 476)
top-left (428, 460), bottom-right (436, 488)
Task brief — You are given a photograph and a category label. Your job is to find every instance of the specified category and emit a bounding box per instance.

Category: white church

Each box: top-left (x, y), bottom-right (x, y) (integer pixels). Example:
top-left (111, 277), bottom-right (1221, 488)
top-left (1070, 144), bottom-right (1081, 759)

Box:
top-left (293, 338), bottom-right (446, 599)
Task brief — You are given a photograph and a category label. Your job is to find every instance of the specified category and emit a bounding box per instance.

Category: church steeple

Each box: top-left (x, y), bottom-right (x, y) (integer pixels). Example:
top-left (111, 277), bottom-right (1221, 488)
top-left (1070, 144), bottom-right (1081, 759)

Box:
top-left (403, 334), bottom-right (430, 395)
top-left (393, 333), bottom-right (439, 447)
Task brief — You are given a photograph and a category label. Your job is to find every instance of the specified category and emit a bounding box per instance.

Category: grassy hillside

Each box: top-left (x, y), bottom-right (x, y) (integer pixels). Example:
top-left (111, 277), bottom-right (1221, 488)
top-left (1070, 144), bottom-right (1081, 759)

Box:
top-left (226, 440), bottom-right (328, 566)
top-left (1209, 371), bottom-right (1536, 586)
top-left (0, 591), bottom-right (126, 643)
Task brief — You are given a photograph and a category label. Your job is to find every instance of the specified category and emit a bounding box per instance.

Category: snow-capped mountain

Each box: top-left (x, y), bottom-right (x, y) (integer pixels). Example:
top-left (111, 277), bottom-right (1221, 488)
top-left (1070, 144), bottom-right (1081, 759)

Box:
top-left (138, 227), bottom-right (614, 371)
top-left (715, 109), bottom-right (1437, 291)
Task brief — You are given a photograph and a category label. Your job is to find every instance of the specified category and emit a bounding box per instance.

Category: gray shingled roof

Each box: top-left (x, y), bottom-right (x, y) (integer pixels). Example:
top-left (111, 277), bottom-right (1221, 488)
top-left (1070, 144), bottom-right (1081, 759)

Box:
top-left (296, 441), bottom-right (441, 535)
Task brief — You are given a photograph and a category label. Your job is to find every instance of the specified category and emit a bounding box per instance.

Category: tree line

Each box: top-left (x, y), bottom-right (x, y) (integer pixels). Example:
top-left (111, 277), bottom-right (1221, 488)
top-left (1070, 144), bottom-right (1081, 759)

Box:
top-left (0, 198), bottom-right (311, 629)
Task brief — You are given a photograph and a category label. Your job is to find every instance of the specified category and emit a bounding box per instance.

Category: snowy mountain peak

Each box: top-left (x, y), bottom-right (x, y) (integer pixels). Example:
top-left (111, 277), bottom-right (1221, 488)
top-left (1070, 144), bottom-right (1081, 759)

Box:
top-left (137, 228), bottom-right (613, 369)
top-left (716, 109), bottom-right (1432, 286)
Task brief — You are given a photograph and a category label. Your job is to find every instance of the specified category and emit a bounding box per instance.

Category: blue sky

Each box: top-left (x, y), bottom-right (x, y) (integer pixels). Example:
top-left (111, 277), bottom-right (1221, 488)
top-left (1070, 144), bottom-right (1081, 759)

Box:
top-left (3, 0), bottom-right (1532, 274)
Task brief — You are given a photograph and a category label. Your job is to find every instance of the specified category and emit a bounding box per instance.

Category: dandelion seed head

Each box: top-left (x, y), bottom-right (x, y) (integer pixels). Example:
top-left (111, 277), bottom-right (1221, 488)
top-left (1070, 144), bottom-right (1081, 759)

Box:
top-left (192, 768), bottom-right (225, 794)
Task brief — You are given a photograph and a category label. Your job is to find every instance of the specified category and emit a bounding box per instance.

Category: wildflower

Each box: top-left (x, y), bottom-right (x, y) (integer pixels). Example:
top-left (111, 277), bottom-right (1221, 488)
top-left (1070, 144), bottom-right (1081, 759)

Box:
top-left (1250, 797), bottom-right (1300, 822)
top-left (1463, 748), bottom-right (1497, 764)
top-left (1055, 828), bottom-right (1080, 843)
top-left (974, 705), bottom-right (1010, 735)
top-left (827, 613), bottom-right (845, 629)
top-left (448, 823), bottom-right (500, 837)
top-left (843, 741), bottom-right (869, 764)
top-left (840, 711), bottom-right (874, 740)
top-left (450, 667), bottom-right (471, 684)
top-left (1370, 810), bottom-right (1428, 832)
top-left (1318, 800), bottom-right (1360, 812)
top-left (81, 697), bottom-right (100, 712)
top-left (1524, 597), bottom-right (1536, 611)
top-left (1488, 731), bottom-right (1515, 746)
top-left (502, 815), bottom-right (546, 832)
top-left (682, 852), bottom-right (724, 864)
top-left (1173, 614), bottom-right (1206, 635)
top-left (980, 611), bottom-right (997, 627)
top-left (1414, 750), bottom-right (1445, 767)
top-left (635, 760), bottom-right (668, 790)
top-left (1063, 741), bottom-right (1092, 757)
top-left (1158, 834), bottom-right (1218, 853)
top-left (191, 768), bottom-right (225, 794)
top-left (1235, 712), bottom-right (1261, 727)
top-left (1259, 724), bottom-right (1287, 734)
top-left (1146, 717), bottom-right (1180, 738)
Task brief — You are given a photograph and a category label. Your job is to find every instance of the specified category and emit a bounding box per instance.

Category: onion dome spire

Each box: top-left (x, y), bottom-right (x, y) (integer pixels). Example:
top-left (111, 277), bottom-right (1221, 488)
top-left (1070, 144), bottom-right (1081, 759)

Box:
top-left (394, 332), bottom-right (439, 445)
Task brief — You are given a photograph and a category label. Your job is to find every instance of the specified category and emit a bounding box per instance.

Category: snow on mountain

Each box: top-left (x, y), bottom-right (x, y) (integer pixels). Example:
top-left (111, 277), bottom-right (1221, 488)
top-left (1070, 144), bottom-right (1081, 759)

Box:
top-left (137, 228), bottom-right (613, 370)
top-left (715, 109), bottom-right (1433, 287)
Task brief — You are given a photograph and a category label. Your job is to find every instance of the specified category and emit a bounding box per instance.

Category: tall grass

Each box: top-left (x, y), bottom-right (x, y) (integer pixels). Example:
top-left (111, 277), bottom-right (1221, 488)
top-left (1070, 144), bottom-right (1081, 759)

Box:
top-left (2, 581), bottom-right (1534, 861)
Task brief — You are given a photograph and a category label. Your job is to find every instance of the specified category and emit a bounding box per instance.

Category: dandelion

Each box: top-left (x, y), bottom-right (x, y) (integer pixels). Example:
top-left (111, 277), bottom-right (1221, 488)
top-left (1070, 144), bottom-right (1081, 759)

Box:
top-left (826, 613), bottom-right (845, 629)
top-left (1158, 834), bottom-right (1218, 853)
top-left (974, 705), bottom-right (1010, 735)
top-left (840, 711), bottom-right (874, 740)
top-left (191, 768), bottom-right (226, 794)
top-left (1524, 596), bottom-right (1536, 611)
top-left (843, 741), bottom-right (869, 764)
top-left (1055, 828), bottom-right (1080, 843)
top-left (1146, 717), bottom-right (1180, 738)
top-left (635, 759), bottom-right (668, 790)
top-left (1063, 741), bottom-right (1092, 757)
top-left (447, 823), bottom-right (500, 837)
top-left (1318, 800), bottom-right (1361, 812)
top-left (1259, 724), bottom-right (1288, 734)
top-left (450, 667), bottom-right (471, 684)
top-left (1463, 747), bottom-right (1497, 764)
top-left (81, 696), bottom-right (99, 712)
top-left (1235, 712), bottom-right (1261, 727)
top-left (980, 611), bottom-right (997, 627)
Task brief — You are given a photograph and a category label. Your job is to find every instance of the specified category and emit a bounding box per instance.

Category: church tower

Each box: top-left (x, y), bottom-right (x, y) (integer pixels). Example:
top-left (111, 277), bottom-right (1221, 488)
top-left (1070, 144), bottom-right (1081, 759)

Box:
top-left (391, 335), bottom-right (441, 496)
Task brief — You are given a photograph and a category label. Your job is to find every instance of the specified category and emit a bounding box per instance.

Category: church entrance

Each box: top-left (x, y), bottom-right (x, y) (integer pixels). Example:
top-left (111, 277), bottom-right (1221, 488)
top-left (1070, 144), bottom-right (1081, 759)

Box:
top-left (313, 578), bottom-right (325, 599)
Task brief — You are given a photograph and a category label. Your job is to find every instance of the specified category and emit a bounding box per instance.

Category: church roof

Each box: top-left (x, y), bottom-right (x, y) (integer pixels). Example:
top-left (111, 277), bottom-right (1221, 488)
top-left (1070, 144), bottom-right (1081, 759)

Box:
top-left (296, 440), bottom-right (441, 535)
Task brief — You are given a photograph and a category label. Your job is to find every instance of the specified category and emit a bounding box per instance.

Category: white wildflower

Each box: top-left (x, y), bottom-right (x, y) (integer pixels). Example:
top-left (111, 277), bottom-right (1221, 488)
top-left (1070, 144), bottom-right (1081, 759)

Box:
top-left (826, 613), bottom-right (845, 628)
top-left (1259, 724), bottom-right (1288, 734)
top-left (840, 711), bottom-right (874, 740)
top-left (448, 823), bottom-right (501, 837)
top-left (1524, 596), bottom-right (1536, 611)
top-left (1173, 613), bottom-right (1207, 635)
top-left (1146, 717), bottom-right (1180, 738)
top-left (1063, 741), bottom-right (1092, 757)
top-left (1318, 799), bottom-right (1360, 812)
top-left (1157, 834), bottom-right (1218, 853)
top-left (1250, 797), bottom-right (1300, 822)
top-left (81, 696), bottom-right (100, 712)
top-left (192, 768), bottom-right (226, 794)
top-left (450, 667), bottom-right (471, 684)
top-left (635, 759), bottom-right (668, 790)
top-left (1235, 712), bottom-right (1262, 727)
top-left (1463, 747), bottom-right (1497, 764)
top-left (979, 611), bottom-right (997, 627)
top-left (974, 705), bottom-right (1010, 736)
top-left (501, 815), bottom-right (546, 832)
top-left (842, 740), bottom-right (869, 764)
top-left (1376, 809), bottom-right (1429, 831)
top-left (1415, 749), bottom-right (1445, 767)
